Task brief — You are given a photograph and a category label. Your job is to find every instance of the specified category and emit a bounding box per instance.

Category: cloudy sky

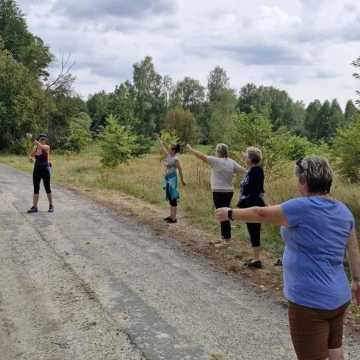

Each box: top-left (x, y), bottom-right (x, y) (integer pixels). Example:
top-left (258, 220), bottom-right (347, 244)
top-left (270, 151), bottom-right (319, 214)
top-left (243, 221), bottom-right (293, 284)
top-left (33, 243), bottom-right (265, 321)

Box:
top-left (18, 0), bottom-right (360, 107)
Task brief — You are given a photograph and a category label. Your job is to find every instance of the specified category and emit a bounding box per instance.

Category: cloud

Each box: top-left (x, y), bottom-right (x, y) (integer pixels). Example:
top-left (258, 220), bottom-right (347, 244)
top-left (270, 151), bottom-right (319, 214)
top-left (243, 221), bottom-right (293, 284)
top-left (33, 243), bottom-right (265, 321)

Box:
top-left (15, 0), bottom-right (360, 106)
top-left (51, 0), bottom-right (176, 20)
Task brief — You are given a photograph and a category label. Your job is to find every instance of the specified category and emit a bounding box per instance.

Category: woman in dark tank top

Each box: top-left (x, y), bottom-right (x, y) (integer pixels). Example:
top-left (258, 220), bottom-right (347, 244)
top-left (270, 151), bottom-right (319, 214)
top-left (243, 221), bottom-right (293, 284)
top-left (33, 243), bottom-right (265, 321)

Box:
top-left (27, 133), bottom-right (54, 213)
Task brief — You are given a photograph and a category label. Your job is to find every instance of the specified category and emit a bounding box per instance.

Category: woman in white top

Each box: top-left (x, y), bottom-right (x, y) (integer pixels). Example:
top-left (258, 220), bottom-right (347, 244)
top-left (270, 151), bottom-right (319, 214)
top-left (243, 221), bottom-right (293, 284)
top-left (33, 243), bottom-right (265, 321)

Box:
top-left (187, 143), bottom-right (246, 246)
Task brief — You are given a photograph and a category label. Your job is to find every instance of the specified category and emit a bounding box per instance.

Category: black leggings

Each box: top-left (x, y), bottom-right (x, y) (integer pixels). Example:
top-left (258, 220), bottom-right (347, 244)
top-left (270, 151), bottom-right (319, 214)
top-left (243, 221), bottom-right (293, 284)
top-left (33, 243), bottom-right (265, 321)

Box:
top-left (213, 192), bottom-right (234, 240)
top-left (238, 197), bottom-right (265, 248)
top-left (33, 166), bottom-right (51, 195)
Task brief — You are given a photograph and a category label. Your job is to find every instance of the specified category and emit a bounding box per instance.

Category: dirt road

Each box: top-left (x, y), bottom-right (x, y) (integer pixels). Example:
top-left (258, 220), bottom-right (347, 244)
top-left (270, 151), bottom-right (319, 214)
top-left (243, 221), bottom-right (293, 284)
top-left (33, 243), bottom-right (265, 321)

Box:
top-left (0, 164), bottom-right (358, 360)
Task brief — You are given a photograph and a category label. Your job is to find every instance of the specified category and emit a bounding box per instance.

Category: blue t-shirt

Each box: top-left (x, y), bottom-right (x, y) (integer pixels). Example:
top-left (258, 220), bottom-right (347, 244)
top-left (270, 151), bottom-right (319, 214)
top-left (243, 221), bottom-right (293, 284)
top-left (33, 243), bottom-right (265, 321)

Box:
top-left (280, 196), bottom-right (354, 310)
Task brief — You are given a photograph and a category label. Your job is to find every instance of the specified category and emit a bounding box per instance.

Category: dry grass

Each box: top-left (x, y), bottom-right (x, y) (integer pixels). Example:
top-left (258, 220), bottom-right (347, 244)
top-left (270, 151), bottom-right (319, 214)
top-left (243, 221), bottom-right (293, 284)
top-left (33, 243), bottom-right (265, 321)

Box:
top-left (1, 145), bottom-right (360, 326)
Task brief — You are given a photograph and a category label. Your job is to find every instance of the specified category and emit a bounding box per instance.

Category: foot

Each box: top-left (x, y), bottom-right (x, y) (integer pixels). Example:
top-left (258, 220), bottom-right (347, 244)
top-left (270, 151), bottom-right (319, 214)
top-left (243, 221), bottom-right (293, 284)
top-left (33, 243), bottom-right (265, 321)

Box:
top-left (274, 259), bottom-right (282, 266)
top-left (214, 239), bottom-right (232, 248)
top-left (48, 205), bottom-right (54, 213)
top-left (244, 259), bottom-right (263, 269)
top-left (165, 218), bottom-right (177, 224)
top-left (27, 206), bottom-right (38, 214)
top-left (163, 216), bottom-right (172, 221)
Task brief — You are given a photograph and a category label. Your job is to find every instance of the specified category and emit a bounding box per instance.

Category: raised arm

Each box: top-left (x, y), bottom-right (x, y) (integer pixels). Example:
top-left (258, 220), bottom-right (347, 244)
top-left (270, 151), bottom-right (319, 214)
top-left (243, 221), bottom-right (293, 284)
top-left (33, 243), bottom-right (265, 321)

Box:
top-left (29, 145), bottom-right (37, 160)
top-left (176, 159), bottom-right (186, 186)
top-left (155, 134), bottom-right (170, 155)
top-left (34, 140), bottom-right (50, 152)
top-left (347, 229), bottom-right (360, 305)
top-left (215, 205), bottom-right (288, 226)
top-left (186, 144), bottom-right (208, 162)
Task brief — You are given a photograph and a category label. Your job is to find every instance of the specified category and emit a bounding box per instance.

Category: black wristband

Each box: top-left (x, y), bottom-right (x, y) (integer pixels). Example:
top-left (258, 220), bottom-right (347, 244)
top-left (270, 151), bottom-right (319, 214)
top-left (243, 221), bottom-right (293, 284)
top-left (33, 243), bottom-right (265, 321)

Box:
top-left (228, 209), bottom-right (234, 221)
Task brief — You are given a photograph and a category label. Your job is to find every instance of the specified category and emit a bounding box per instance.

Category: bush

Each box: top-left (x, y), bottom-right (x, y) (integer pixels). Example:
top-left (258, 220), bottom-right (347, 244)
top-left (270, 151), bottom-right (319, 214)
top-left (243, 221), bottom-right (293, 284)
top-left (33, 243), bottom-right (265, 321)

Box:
top-left (164, 106), bottom-right (200, 145)
top-left (8, 137), bottom-right (32, 155)
top-left (100, 114), bottom-right (138, 167)
top-left (333, 115), bottom-right (360, 182)
top-left (63, 113), bottom-right (92, 153)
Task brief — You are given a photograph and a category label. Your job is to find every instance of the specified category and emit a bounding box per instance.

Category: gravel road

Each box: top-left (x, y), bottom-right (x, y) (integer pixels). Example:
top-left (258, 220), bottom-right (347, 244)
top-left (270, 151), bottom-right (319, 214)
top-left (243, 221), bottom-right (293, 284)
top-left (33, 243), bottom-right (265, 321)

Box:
top-left (0, 164), bottom-right (359, 360)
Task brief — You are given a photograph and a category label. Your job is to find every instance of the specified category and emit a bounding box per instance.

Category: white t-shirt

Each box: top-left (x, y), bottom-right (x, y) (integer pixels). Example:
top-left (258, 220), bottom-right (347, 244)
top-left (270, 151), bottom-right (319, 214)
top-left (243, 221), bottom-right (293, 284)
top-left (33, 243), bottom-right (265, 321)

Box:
top-left (207, 156), bottom-right (242, 192)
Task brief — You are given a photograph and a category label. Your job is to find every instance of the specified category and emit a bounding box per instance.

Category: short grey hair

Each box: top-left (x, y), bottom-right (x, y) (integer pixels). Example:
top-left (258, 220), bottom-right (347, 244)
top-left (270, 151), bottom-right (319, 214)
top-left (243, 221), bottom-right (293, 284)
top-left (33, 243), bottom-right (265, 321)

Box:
top-left (246, 146), bottom-right (262, 165)
top-left (295, 156), bottom-right (333, 194)
top-left (216, 143), bottom-right (229, 158)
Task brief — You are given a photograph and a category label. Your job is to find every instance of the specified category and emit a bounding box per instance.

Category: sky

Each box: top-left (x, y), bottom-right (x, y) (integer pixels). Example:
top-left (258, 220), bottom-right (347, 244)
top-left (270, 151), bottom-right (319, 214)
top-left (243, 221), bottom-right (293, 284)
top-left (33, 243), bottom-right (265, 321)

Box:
top-left (18, 0), bottom-right (360, 107)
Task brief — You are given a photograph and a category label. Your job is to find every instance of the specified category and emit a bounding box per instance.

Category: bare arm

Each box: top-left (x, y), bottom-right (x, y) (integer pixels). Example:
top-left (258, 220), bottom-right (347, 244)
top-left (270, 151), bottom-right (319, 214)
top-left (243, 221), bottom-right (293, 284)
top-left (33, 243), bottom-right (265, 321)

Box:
top-left (215, 205), bottom-right (288, 226)
top-left (155, 134), bottom-right (170, 155)
top-left (176, 160), bottom-right (186, 186)
top-left (29, 145), bottom-right (37, 160)
top-left (34, 140), bottom-right (50, 152)
top-left (347, 229), bottom-right (360, 305)
top-left (186, 144), bottom-right (208, 162)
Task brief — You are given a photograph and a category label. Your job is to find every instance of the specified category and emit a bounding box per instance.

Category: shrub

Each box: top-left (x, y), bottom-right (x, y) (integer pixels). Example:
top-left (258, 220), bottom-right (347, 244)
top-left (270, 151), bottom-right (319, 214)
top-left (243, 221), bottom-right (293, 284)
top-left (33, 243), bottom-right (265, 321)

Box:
top-left (64, 113), bottom-right (92, 153)
top-left (100, 114), bottom-right (138, 167)
top-left (333, 115), bottom-right (360, 182)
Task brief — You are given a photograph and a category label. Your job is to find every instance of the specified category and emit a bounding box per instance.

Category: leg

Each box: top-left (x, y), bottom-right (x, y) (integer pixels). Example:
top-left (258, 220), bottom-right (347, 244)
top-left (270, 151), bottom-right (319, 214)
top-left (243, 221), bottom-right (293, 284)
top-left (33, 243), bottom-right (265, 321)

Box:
top-left (246, 223), bottom-right (261, 261)
top-left (288, 302), bottom-right (330, 360)
top-left (32, 168), bottom-right (41, 208)
top-left (328, 303), bottom-right (349, 360)
top-left (329, 348), bottom-right (344, 360)
top-left (213, 192), bottom-right (233, 240)
top-left (42, 168), bottom-right (53, 207)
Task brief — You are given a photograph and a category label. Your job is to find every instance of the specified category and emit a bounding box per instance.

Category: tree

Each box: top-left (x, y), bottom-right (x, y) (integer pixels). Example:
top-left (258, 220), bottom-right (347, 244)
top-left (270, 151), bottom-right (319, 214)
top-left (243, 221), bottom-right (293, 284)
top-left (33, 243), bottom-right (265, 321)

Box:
top-left (164, 107), bottom-right (200, 145)
top-left (100, 114), bottom-right (138, 167)
top-left (171, 77), bottom-right (205, 114)
top-left (208, 89), bottom-right (237, 144)
top-left (0, 0), bottom-right (53, 78)
top-left (353, 57), bottom-right (360, 105)
top-left (0, 43), bottom-right (53, 151)
top-left (344, 100), bottom-right (358, 124)
top-left (304, 100), bottom-right (322, 141)
top-left (333, 115), bottom-right (360, 182)
top-left (207, 66), bottom-right (229, 103)
top-left (87, 91), bottom-right (111, 132)
top-left (63, 112), bottom-right (92, 153)
top-left (133, 56), bottom-right (166, 136)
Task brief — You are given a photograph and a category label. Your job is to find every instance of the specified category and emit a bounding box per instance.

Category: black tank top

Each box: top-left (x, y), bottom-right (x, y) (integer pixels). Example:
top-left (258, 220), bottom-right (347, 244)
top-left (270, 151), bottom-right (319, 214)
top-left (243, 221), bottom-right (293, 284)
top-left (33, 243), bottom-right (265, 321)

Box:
top-left (35, 150), bottom-right (49, 168)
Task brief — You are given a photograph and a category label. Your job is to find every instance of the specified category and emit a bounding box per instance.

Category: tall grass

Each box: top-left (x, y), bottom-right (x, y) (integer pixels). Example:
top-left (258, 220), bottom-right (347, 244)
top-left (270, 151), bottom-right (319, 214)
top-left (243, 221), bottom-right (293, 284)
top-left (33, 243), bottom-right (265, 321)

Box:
top-left (2, 145), bottom-right (360, 257)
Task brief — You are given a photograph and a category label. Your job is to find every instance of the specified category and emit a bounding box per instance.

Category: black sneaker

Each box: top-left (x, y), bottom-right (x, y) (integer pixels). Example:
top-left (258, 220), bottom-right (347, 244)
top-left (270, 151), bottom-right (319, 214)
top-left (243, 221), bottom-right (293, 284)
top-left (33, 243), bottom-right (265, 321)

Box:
top-left (163, 216), bottom-right (172, 222)
top-left (245, 260), bottom-right (263, 269)
top-left (165, 218), bottom-right (177, 224)
top-left (48, 205), bottom-right (54, 213)
top-left (27, 206), bottom-right (38, 214)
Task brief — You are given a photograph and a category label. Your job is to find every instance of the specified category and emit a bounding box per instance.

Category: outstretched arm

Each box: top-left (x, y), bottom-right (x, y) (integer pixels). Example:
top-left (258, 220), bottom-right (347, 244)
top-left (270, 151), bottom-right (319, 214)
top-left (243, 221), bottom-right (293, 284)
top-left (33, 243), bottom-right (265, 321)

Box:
top-left (347, 229), bottom-right (360, 305)
top-left (186, 144), bottom-right (208, 162)
top-left (215, 205), bottom-right (288, 226)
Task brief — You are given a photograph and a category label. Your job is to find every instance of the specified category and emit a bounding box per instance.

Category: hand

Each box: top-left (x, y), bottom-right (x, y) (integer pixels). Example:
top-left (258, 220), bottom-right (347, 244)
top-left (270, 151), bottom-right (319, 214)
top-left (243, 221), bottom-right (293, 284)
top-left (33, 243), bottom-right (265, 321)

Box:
top-left (352, 281), bottom-right (360, 306)
top-left (215, 208), bottom-right (231, 222)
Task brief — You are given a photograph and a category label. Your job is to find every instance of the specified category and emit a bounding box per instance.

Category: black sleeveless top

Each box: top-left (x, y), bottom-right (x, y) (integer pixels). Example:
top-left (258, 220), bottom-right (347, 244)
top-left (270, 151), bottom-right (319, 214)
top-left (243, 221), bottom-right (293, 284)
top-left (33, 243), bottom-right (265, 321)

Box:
top-left (35, 150), bottom-right (49, 168)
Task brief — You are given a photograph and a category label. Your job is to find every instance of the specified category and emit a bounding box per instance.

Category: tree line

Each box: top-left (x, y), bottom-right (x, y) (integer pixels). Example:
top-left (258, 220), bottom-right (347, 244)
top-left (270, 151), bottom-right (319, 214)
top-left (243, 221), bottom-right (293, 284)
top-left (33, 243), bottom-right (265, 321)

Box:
top-left (1, 0), bottom-right (360, 181)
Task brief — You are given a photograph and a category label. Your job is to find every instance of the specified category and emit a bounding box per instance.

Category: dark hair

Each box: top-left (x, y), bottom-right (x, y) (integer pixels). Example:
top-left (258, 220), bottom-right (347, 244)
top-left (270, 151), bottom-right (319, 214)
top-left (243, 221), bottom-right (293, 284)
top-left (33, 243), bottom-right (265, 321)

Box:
top-left (37, 133), bottom-right (49, 141)
top-left (295, 157), bottom-right (333, 194)
top-left (171, 144), bottom-right (181, 154)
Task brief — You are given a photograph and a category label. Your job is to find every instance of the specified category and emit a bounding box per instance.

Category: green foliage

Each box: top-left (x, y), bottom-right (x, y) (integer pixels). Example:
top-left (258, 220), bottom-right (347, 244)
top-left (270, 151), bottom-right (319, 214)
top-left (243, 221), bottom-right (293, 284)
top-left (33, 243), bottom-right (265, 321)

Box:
top-left (0, 46), bottom-right (52, 150)
top-left (0, 0), bottom-right (53, 78)
top-left (63, 113), bottom-right (92, 153)
top-left (99, 114), bottom-right (138, 167)
top-left (8, 136), bottom-right (31, 154)
top-left (333, 115), bottom-right (360, 182)
top-left (207, 66), bottom-right (229, 103)
top-left (208, 89), bottom-right (237, 144)
top-left (229, 110), bottom-right (273, 149)
top-left (164, 106), bottom-right (200, 145)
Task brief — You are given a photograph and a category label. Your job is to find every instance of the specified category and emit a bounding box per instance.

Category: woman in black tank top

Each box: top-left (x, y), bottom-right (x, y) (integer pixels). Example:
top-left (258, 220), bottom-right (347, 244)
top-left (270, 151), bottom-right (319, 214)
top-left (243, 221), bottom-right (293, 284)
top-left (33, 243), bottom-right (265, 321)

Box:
top-left (27, 133), bottom-right (54, 213)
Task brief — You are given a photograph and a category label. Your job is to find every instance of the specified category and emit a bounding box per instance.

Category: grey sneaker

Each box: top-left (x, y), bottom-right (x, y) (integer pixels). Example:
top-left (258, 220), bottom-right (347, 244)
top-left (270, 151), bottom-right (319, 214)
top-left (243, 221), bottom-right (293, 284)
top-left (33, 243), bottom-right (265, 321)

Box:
top-left (48, 205), bottom-right (54, 213)
top-left (27, 206), bottom-right (38, 214)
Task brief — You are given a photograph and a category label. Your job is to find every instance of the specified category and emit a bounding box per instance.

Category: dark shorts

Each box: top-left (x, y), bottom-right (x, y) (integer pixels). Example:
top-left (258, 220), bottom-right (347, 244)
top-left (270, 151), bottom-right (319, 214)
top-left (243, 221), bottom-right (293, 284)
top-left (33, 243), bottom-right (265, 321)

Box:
top-left (288, 301), bottom-right (349, 360)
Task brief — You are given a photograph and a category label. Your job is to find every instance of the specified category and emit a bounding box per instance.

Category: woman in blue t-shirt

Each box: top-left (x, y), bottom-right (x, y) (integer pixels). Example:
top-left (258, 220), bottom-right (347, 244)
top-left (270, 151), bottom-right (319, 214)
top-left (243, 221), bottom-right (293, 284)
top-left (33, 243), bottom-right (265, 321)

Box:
top-left (215, 156), bottom-right (360, 360)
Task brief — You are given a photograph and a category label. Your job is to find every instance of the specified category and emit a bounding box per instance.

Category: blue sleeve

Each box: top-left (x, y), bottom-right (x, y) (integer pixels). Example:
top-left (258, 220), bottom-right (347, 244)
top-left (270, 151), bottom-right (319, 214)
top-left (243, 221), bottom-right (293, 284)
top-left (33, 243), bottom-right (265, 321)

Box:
top-left (281, 198), bottom-right (308, 227)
